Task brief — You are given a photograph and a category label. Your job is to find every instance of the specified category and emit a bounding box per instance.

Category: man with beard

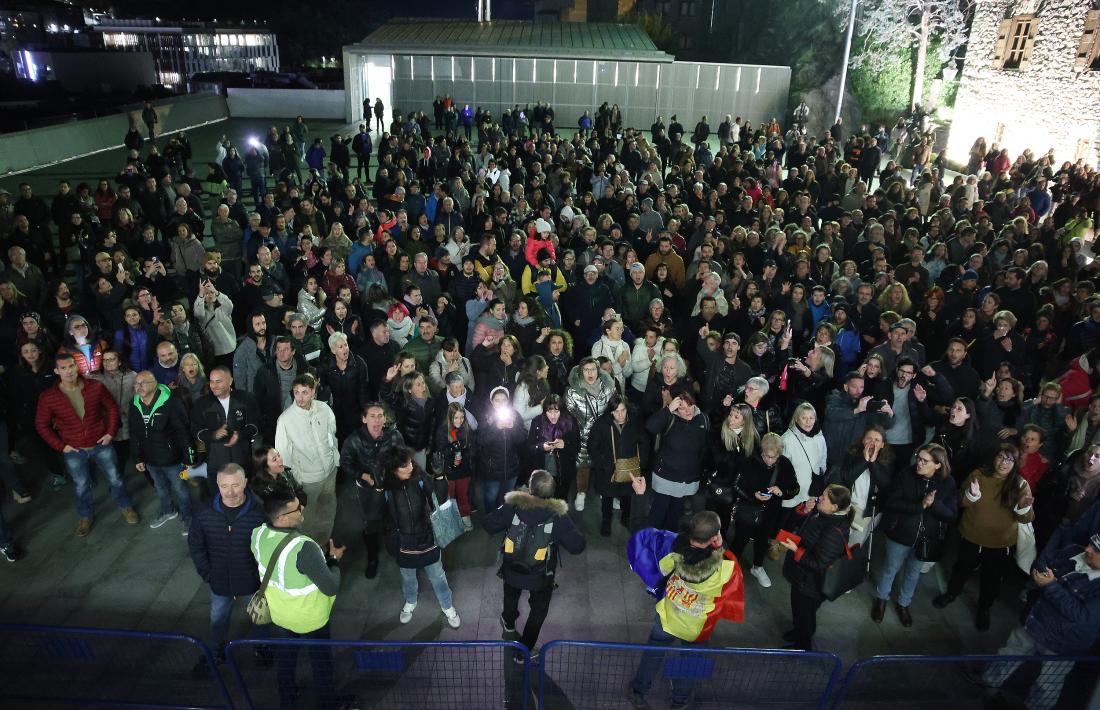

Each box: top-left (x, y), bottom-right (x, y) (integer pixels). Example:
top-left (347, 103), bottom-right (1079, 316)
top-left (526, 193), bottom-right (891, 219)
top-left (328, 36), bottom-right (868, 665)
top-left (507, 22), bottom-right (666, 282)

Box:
top-left (233, 313), bottom-right (274, 395)
top-left (362, 320), bottom-right (399, 399)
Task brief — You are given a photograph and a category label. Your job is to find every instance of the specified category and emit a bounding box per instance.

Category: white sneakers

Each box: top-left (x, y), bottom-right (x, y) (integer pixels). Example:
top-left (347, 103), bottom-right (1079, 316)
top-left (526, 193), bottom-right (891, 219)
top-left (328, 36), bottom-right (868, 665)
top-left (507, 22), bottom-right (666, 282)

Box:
top-left (149, 511), bottom-right (179, 529)
top-left (574, 492), bottom-right (586, 511)
top-left (399, 602), bottom-right (417, 624)
top-left (443, 607), bottom-right (461, 628)
top-left (461, 516), bottom-right (474, 532)
top-left (750, 567), bottom-right (772, 588)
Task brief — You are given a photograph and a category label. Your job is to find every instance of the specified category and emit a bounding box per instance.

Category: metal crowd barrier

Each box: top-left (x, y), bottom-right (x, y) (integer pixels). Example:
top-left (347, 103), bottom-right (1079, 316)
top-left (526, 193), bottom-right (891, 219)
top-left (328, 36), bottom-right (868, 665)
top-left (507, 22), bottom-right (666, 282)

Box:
top-left (226, 638), bottom-right (531, 709)
top-left (829, 654), bottom-right (1100, 710)
top-left (0, 623), bottom-right (234, 709)
top-left (538, 640), bottom-right (842, 710)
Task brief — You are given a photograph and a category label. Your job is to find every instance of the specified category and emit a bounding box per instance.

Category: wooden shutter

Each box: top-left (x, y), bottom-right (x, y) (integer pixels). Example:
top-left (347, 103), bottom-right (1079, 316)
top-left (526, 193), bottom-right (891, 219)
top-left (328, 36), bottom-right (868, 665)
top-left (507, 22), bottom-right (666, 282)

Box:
top-left (993, 18), bottom-right (1011, 65)
top-left (1017, 16), bottom-right (1037, 70)
top-left (1076, 10), bottom-right (1100, 71)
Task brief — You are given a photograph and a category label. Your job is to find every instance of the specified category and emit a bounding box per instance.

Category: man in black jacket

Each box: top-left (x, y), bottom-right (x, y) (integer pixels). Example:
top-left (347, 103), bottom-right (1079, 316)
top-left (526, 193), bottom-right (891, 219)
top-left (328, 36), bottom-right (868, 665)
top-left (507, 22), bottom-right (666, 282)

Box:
top-left (131, 373), bottom-right (194, 532)
top-left (319, 332), bottom-right (370, 444)
top-left (191, 366), bottom-right (260, 498)
top-left (188, 463), bottom-right (268, 666)
top-left (484, 470), bottom-right (586, 655)
top-left (341, 402), bottom-right (405, 578)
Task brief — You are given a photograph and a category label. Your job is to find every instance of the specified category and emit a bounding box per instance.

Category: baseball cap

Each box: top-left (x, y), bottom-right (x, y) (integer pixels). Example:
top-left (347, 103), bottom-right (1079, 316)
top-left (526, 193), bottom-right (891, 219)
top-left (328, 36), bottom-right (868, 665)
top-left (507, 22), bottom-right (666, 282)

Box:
top-left (629, 263), bottom-right (645, 273)
top-left (961, 268), bottom-right (979, 282)
top-left (261, 284), bottom-right (283, 300)
top-left (583, 265), bottom-right (599, 275)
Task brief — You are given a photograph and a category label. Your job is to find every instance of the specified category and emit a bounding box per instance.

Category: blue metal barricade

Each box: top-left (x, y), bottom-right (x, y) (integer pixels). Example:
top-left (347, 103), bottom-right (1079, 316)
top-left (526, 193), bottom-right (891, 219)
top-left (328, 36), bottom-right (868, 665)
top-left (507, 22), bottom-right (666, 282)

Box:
top-left (538, 640), bottom-right (842, 709)
top-left (226, 638), bottom-right (531, 710)
top-left (830, 654), bottom-right (1100, 709)
top-left (0, 623), bottom-right (234, 708)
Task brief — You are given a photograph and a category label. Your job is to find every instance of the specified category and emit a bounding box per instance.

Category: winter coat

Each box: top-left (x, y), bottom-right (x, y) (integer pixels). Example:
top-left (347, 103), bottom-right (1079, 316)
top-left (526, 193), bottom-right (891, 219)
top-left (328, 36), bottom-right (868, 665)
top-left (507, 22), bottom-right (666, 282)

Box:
top-left (731, 454), bottom-right (799, 515)
top-left (881, 467), bottom-right (958, 547)
top-left (526, 411), bottom-right (581, 485)
top-left (822, 390), bottom-right (891, 467)
top-left (782, 425), bottom-right (828, 508)
top-left (232, 335), bottom-right (271, 394)
top-left (428, 351), bottom-right (475, 394)
top-left (470, 344), bottom-right (522, 414)
top-left (591, 336), bottom-right (634, 391)
top-left (190, 390), bottom-right (259, 473)
top-left (274, 402), bottom-right (339, 485)
top-left (430, 420), bottom-right (476, 480)
top-left (35, 377), bottom-right (120, 451)
top-left (188, 491), bottom-right (267, 596)
top-left (193, 293), bottom-right (236, 357)
top-left (383, 471), bottom-right (449, 568)
top-left (1023, 543), bottom-right (1100, 655)
top-left (317, 354), bottom-right (371, 436)
top-left (129, 384), bottom-right (192, 467)
top-left (342, 425), bottom-right (405, 528)
top-left (394, 395), bottom-right (433, 452)
top-left (647, 407), bottom-right (710, 487)
top-left (91, 368), bottom-right (136, 442)
top-left (589, 411), bottom-right (650, 497)
top-left (783, 510), bottom-right (853, 600)
top-left (564, 367), bottom-right (617, 469)
top-left (483, 490), bottom-right (586, 591)
top-left (476, 413), bottom-right (527, 482)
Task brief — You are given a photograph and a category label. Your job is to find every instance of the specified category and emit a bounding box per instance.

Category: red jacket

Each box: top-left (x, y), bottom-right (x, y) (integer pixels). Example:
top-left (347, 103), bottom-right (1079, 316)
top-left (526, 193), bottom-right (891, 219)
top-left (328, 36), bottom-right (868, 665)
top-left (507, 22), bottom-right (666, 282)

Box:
top-left (35, 377), bottom-right (120, 452)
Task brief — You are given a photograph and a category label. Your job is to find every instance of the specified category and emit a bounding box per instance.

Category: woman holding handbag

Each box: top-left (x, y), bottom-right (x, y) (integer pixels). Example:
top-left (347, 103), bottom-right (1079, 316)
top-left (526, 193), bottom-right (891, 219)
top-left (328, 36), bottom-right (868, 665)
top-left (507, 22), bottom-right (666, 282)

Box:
top-left (526, 394), bottom-right (581, 505)
top-left (777, 402), bottom-right (828, 557)
top-left (430, 403), bottom-right (477, 532)
top-left (871, 443), bottom-right (957, 627)
top-left (380, 445), bottom-right (461, 629)
top-left (778, 484), bottom-right (854, 651)
top-left (933, 443), bottom-right (1034, 631)
top-left (589, 394), bottom-right (650, 536)
top-left (707, 404), bottom-right (761, 529)
top-left (727, 432), bottom-right (798, 588)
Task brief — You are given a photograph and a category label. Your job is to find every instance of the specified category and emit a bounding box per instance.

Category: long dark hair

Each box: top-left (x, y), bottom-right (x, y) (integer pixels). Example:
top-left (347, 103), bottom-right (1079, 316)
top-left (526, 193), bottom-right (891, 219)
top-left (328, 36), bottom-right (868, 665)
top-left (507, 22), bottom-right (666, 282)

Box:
top-left (844, 426), bottom-right (895, 468)
top-left (539, 393), bottom-right (576, 433)
top-left (823, 483), bottom-right (856, 523)
top-left (989, 443), bottom-right (1026, 509)
top-left (518, 354), bottom-right (549, 406)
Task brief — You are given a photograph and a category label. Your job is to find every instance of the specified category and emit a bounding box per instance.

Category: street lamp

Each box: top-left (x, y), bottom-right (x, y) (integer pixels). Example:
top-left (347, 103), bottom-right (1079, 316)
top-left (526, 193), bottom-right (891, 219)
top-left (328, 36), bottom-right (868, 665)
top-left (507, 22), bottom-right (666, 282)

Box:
top-left (835, 0), bottom-right (859, 122)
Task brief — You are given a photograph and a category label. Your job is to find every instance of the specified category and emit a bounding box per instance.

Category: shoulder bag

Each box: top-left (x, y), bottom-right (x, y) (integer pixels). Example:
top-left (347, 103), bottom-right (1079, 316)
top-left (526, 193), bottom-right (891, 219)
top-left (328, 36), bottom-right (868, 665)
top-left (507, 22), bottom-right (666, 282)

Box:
top-left (820, 527), bottom-right (870, 601)
top-left (611, 425), bottom-right (642, 484)
top-left (913, 513), bottom-right (947, 562)
top-left (429, 489), bottom-right (465, 548)
top-left (247, 531), bottom-right (300, 625)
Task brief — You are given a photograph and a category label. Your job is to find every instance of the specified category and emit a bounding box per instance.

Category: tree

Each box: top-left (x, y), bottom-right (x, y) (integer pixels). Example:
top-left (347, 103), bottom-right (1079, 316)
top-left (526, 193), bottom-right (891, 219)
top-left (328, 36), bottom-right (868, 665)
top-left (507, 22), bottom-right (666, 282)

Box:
top-left (621, 10), bottom-right (676, 54)
top-left (848, 0), bottom-right (971, 111)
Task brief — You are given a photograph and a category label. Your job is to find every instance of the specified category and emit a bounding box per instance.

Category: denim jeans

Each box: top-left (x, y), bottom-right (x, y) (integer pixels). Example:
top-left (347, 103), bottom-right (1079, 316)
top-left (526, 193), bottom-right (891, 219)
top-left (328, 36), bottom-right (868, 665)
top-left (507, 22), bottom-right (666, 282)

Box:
top-left (481, 477), bottom-right (516, 516)
top-left (0, 423), bottom-right (28, 496)
top-left (63, 444), bottom-right (133, 518)
top-left (874, 538), bottom-right (925, 606)
top-left (272, 621), bottom-right (336, 709)
top-left (400, 560), bottom-right (454, 609)
top-left (147, 464), bottom-right (193, 523)
top-left (0, 507), bottom-right (11, 547)
top-left (631, 613), bottom-right (707, 704)
top-left (209, 592), bottom-right (269, 652)
top-left (982, 627), bottom-right (1066, 710)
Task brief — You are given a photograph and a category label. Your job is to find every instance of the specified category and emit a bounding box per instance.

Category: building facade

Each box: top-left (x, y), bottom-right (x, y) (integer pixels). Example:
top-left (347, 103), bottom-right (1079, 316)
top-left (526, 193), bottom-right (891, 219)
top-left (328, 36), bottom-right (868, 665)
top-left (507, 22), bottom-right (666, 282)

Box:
top-left (93, 20), bottom-right (279, 87)
top-left (343, 20), bottom-right (789, 132)
top-left (947, 0), bottom-right (1100, 168)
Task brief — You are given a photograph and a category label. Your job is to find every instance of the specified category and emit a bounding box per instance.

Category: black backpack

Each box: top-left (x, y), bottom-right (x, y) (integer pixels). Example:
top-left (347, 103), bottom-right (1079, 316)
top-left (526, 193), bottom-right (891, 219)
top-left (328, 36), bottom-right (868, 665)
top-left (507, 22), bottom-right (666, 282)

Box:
top-left (502, 514), bottom-right (555, 576)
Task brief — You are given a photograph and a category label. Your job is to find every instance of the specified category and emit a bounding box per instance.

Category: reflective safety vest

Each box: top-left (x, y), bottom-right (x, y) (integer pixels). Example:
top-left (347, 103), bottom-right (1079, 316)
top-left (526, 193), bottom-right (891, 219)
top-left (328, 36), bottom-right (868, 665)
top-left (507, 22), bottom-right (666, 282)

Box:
top-left (251, 525), bottom-right (335, 634)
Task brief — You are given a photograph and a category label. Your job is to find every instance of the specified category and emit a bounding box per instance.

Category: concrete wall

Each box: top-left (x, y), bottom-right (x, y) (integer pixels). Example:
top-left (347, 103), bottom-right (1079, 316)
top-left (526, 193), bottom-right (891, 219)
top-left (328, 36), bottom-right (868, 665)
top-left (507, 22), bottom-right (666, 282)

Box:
top-left (0, 93), bottom-right (229, 176)
top-left (947, 0), bottom-right (1100, 167)
top-left (226, 88), bottom-right (347, 120)
top-left (344, 52), bottom-right (791, 130)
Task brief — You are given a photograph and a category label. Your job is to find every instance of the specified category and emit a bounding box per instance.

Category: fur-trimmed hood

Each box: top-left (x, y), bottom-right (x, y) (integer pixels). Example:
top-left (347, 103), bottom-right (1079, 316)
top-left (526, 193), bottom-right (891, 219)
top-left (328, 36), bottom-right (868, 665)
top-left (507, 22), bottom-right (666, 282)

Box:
top-left (668, 548), bottom-right (724, 584)
top-left (567, 364), bottom-right (615, 395)
top-left (504, 489), bottom-right (568, 517)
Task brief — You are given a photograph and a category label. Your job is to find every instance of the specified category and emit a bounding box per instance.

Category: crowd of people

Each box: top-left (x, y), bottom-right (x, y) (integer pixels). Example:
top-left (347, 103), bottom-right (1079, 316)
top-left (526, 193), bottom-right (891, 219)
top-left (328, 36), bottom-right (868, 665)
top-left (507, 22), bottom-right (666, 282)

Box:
top-left (1, 94), bottom-right (1100, 708)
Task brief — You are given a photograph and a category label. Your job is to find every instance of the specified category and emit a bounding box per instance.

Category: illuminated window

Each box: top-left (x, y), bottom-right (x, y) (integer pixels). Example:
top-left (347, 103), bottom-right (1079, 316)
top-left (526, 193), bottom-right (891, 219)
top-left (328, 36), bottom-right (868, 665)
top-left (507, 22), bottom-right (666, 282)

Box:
top-left (993, 14), bottom-right (1036, 70)
top-left (1075, 9), bottom-right (1100, 71)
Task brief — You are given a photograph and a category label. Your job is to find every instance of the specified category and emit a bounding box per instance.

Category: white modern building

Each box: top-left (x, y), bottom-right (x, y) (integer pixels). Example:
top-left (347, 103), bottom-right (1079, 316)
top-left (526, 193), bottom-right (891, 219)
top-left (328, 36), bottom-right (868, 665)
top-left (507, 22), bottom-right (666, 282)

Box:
top-left (342, 19), bottom-right (791, 130)
top-left (91, 19), bottom-right (279, 87)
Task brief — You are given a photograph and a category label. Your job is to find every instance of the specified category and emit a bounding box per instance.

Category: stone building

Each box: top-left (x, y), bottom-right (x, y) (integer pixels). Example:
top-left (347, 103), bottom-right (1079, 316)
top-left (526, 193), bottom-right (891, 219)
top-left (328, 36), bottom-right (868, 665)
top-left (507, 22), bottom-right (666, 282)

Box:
top-left (947, 0), bottom-right (1100, 168)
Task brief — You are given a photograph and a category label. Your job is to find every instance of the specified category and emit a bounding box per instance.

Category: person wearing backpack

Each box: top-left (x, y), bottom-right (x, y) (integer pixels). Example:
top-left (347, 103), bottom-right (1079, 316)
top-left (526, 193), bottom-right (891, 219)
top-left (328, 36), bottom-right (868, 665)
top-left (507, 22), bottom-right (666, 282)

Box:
top-left (484, 469), bottom-right (586, 657)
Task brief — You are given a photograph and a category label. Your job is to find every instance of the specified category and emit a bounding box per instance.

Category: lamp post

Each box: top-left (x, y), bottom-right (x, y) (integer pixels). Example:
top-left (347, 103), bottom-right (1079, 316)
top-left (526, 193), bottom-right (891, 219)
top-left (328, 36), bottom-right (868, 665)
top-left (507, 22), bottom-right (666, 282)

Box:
top-left (835, 0), bottom-right (859, 122)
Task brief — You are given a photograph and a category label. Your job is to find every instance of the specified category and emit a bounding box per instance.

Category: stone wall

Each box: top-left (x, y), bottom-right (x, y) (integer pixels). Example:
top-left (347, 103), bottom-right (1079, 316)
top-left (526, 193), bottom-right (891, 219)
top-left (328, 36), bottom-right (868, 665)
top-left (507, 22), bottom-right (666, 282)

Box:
top-left (946, 0), bottom-right (1100, 168)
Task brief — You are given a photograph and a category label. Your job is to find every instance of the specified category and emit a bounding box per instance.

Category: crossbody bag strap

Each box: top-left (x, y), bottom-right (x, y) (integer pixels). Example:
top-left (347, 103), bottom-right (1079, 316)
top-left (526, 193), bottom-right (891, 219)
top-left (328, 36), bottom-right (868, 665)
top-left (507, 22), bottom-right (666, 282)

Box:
top-left (258, 531), bottom-right (299, 594)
